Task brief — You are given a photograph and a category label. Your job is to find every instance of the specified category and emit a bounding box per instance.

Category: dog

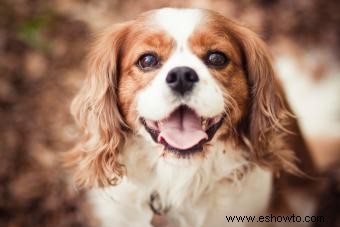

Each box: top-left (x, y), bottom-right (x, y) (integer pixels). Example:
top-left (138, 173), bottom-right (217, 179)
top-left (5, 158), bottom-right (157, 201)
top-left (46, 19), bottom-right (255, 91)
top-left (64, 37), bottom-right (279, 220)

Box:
top-left (65, 8), bottom-right (320, 227)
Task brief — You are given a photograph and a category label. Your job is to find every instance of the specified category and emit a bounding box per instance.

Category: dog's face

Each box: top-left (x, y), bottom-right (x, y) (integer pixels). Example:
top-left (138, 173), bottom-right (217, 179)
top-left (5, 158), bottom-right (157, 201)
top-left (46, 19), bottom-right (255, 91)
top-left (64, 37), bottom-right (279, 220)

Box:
top-left (119, 9), bottom-right (248, 157)
top-left (68, 8), bottom-right (294, 187)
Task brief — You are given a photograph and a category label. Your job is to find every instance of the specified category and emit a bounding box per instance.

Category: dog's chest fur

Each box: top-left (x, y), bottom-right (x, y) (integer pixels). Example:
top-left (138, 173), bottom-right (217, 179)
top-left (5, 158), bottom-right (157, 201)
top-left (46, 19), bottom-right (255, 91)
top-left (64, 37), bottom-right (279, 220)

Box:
top-left (88, 135), bottom-right (273, 227)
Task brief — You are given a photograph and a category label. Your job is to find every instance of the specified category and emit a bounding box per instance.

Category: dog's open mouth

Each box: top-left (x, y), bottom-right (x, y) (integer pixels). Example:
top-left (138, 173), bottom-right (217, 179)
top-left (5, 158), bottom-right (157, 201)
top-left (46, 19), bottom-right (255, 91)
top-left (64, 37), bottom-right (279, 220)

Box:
top-left (140, 105), bottom-right (224, 156)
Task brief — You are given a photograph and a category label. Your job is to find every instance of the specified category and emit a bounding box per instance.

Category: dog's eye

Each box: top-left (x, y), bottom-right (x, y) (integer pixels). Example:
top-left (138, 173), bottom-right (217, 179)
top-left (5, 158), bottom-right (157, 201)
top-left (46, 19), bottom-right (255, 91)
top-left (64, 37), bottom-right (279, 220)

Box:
top-left (137, 53), bottom-right (159, 70)
top-left (205, 51), bottom-right (228, 68)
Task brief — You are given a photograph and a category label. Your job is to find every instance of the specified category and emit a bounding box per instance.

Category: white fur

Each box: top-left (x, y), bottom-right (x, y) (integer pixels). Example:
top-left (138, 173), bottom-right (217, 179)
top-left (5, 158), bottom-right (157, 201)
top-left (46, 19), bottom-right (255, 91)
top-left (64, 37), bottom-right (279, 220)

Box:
top-left (89, 135), bottom-right (273, 227)
top-left (137, 8), bottom-right (225, 120)
top-left (153, 8), bottom-right (202, 46)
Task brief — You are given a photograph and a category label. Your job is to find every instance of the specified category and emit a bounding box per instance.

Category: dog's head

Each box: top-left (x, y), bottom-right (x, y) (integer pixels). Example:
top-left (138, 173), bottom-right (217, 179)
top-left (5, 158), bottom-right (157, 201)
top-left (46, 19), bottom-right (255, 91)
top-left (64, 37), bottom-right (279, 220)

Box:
top-left (67, 8), bottom-right (296, 187)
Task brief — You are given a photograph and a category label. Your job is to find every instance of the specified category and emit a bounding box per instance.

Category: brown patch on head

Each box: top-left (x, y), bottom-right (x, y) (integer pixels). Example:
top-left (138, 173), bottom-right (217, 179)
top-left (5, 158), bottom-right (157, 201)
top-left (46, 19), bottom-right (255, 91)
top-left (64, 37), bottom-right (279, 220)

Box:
top-left (118, 29), bottom-right (174, 128)
top-left (189, 21), bottom-right (249, 130)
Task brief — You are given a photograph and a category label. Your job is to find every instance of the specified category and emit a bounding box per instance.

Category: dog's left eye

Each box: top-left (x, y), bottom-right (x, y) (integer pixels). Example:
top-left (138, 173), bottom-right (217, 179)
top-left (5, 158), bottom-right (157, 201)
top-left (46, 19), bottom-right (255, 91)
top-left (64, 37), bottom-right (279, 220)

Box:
top-left (205, 51), bottom-right (229, 68)
top-left (137, 53), bottom-right (159, 70)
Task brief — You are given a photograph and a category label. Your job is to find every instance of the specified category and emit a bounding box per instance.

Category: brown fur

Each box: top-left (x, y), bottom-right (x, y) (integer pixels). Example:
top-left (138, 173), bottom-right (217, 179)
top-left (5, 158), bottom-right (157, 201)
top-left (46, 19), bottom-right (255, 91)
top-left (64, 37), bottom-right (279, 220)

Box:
top-left (119, 30), bottom-right (174, 127)
top-left (63, 22), bottom-right (132, 187)
top-left (189, 27), bottom-right (248, 129)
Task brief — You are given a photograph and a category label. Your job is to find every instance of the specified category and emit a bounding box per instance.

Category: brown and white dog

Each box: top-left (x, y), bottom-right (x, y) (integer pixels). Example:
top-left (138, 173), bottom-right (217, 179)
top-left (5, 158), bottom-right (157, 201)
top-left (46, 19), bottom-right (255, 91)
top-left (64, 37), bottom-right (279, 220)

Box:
top-left (65, 8), bottom-right (320, 227)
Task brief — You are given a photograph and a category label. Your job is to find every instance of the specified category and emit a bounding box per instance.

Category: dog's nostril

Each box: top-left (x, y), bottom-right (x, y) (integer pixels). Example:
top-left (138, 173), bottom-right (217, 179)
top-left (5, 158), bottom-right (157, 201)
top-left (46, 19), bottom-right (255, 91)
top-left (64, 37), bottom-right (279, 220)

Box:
top-left (166, 72), bottom-right (177, 84)
top-left (186, 71), bottom-right (198, 82)
top-left (166, 66), bottom-right (199, 95)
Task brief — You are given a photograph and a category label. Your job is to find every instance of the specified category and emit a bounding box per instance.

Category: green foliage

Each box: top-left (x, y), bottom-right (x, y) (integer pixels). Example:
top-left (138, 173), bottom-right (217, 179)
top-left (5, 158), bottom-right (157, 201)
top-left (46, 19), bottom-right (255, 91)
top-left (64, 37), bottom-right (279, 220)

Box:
top-left (17, 13), bottom-right (55, 52)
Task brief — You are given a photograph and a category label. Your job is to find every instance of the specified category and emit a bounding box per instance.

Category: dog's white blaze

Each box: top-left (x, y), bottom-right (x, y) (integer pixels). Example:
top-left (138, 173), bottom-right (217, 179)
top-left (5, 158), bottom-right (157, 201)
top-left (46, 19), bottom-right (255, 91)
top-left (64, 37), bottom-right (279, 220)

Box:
top-left (154, 8), bottom-right (202, 47)
top-left (137, 8), bottom-right (225, 120)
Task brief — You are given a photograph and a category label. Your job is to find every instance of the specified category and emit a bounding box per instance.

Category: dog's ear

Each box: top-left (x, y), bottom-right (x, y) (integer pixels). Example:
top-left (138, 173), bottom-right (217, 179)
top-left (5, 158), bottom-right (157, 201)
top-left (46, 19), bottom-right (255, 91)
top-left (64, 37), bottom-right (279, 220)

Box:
top-left (64, 22), bottom-right (131, 188)
top-left (227, 22), bottom-right (302, 174)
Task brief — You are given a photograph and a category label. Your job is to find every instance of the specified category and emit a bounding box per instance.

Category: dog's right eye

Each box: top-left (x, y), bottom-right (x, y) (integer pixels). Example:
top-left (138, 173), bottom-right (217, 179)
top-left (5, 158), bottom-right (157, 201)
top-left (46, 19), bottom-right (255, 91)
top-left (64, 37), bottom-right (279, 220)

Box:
top-left (137, 53), bottom-right (160, 70)
top-left (204, 51), bottom-right (229, 69)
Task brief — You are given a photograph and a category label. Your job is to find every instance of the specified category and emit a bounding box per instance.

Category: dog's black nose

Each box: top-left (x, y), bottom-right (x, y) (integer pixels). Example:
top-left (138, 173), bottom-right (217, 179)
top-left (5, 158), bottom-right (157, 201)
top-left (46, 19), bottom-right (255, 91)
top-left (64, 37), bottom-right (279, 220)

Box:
top-left (166, 66), bottom-right (199, 95)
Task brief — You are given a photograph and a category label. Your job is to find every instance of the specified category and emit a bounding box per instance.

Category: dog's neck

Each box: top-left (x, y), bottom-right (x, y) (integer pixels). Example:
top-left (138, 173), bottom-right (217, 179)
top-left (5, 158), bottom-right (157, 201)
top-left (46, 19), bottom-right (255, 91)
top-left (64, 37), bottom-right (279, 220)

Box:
top-left (88, 135), bottom-right (273, 227)
top-left (120, 134), bottom-right (257, 209)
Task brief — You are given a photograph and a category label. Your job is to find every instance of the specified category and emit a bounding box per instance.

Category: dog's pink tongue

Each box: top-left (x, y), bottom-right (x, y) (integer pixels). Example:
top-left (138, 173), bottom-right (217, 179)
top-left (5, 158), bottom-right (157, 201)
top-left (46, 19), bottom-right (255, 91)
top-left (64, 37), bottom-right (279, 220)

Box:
top-left (158, 108), bottom-right (208, 150)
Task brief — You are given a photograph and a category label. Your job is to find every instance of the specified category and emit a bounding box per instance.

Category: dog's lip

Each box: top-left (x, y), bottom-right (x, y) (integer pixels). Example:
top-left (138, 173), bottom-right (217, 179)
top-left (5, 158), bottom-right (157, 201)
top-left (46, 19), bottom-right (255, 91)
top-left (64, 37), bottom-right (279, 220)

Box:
top-left (140, 107), bottom-right (225, 157)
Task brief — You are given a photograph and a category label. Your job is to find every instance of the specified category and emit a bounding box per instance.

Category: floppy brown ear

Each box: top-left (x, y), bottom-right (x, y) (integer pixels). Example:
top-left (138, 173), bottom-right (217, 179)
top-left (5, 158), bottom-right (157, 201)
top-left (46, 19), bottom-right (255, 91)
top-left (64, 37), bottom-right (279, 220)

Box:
top-left (225, 24), bottom-right (322, 216)
top-left (227, 23), bottom-right (308, 174)
top-left (63, 22), bottom-right (131, 188)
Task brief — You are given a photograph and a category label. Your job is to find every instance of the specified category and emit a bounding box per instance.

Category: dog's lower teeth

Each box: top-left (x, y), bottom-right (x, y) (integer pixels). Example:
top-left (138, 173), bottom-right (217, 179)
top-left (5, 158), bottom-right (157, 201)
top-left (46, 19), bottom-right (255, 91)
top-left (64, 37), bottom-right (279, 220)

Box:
top-left (212, 116), bottom-right (221, 124)
top-left (202, 119), bottom-right (209, 130)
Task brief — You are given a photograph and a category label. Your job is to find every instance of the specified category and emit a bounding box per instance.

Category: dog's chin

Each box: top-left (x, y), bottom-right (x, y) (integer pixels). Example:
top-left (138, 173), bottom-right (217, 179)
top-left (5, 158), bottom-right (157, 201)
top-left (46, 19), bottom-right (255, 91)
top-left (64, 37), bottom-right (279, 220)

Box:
top-left (140, 105), bottom-right (224, 159)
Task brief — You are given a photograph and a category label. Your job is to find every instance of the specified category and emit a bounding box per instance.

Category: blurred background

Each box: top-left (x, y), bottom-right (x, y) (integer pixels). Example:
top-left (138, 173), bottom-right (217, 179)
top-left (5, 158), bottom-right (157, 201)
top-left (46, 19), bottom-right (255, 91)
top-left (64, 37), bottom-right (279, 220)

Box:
top-left (0, 0), bottom-right (339, 226)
